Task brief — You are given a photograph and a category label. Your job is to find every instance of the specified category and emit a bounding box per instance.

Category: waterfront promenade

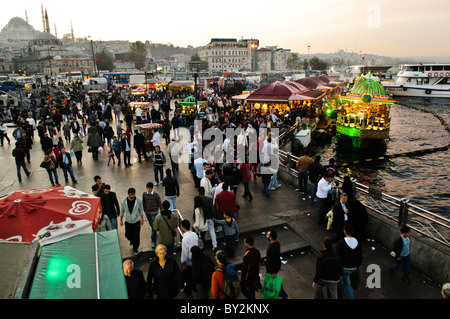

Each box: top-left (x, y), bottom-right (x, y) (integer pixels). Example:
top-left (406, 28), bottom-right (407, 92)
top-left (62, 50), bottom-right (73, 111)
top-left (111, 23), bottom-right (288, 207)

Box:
top-left (0, 121), bottom-right (444, 299)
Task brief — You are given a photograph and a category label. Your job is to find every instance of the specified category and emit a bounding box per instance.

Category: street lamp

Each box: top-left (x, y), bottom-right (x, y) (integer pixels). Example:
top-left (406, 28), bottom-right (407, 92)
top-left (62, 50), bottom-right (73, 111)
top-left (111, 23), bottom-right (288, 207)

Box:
top-left (189, 61), bottom-right (202, 111)
top-left (307, 45), bottom-right (311, 72)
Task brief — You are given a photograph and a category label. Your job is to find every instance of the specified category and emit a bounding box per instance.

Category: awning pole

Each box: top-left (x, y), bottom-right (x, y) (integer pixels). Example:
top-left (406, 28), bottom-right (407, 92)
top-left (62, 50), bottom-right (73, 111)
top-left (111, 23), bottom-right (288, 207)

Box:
top-left (95, 232), bottom-right (100, 299)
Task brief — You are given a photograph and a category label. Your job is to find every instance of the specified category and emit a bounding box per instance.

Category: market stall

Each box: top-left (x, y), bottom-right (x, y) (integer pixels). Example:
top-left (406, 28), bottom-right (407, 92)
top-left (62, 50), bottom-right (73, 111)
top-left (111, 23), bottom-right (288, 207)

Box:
top-left (177, 96), bottom-right (208, 125)
top-left (128, 101), bottom-right (152, 122)
top-left (244, 81), bottom-right (326, 120)
top-left (136, 122), bottom-right (163, 153)
top-left (334, 73), bottom-right (395, 148)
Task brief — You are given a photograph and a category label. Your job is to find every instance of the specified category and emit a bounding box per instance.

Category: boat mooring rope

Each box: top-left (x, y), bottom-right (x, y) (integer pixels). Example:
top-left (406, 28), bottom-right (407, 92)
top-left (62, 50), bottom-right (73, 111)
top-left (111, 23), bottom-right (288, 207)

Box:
top-left (339, 102), bottom-right (450, 167)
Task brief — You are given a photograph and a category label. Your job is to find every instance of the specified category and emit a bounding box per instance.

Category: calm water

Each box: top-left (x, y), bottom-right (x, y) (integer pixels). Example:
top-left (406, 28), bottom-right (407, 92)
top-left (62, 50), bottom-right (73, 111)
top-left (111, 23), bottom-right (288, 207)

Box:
top-left (328, 97), bottom-right (450, 217)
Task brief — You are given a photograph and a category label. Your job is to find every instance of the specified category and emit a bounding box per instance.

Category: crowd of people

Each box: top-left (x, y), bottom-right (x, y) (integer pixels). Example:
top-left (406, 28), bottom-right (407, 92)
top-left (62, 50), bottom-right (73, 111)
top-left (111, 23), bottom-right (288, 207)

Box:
top-left (1, 81), bottom-right (424, 300)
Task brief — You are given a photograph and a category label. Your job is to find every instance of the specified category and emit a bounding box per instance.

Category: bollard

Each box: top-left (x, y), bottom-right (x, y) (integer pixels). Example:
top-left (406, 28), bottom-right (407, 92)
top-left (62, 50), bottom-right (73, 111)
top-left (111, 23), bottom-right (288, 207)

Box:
top-left (398, 198), bottom-right (410, 227)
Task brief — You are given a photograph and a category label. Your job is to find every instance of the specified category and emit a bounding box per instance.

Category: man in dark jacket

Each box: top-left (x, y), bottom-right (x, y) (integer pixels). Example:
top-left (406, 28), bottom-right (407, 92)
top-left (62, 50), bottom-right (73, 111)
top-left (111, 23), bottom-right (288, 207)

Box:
top-left (57, 146), bottom-right (77, 184)
top-left (390, 225), bottom-right (412, 284)
top-left (198, 186), bottom-right (217, 251)
top-left (332, 193), bottom-right (349, 242)
top-left (133, 129), bottom-right (148, 162)
top-left (40, 133), bottom-right (53, 154)
top-left (100, 185), bottom-right (120, 230)
top-left (123, 259), bottom-right (147, 299)
top-left (313, 236), bottom-right (343, 299)
top-left (18, 132), bottom-right (32, 163)
top-left (335, 224), bottom-right (362, 299)
top-left (162, 168), bottom-right (179, 210)
top-left (308, 155), bottom-right (322, 203)
top-left (241, 236), bottom-right (261, 299)
top-left (265, 230), bottom-right (289, 299)
top-left (12, 142), bottom-right (31, 182)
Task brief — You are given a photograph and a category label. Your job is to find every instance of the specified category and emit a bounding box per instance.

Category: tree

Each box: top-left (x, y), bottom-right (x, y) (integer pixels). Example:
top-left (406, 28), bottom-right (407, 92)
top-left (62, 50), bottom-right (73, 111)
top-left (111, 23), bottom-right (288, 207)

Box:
top-left (94, 50), bottom-right (114, 71)
top-left (309, 56), bottom-right (329, 71)
top-left (286, 54), bottom-right (300, 70)
top-left (189, 54), bottom-right (208, 71)
top-left (126, 41), bottom-right (148, 70)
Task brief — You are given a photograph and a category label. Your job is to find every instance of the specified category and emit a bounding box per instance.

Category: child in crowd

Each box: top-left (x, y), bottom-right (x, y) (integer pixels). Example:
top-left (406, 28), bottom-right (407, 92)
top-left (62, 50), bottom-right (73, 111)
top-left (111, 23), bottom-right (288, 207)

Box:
top-left (108, 147), bottom-right (115, 166)
top-left (214, 210), bottom-right (239, 258)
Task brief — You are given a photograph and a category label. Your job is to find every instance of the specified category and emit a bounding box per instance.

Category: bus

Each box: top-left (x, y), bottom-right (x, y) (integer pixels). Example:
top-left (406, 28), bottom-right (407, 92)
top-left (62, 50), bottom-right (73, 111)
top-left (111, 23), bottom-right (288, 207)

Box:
top-left (56, 71), bottom-right (83, 83)
top-left (106, 72), bottom-right (145, 87)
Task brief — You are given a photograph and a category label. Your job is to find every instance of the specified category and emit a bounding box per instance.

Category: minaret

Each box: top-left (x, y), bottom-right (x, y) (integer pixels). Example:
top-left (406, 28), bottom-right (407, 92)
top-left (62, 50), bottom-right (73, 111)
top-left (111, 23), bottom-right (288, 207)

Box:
top-left (41, 4), bottom-right (46, 32)
top-left (25, 10), bottom-right (29, 24)
top-left (45, 9), bottom-right (50, 33)
top-left (54, 23), bottom-right (58, 38)
top-left (71, 20), bottom-right (75, 41)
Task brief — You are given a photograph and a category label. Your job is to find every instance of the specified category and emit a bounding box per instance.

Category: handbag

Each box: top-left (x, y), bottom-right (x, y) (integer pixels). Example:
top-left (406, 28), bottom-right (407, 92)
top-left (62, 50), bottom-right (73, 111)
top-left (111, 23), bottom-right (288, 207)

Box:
top-left (40, 161), bottom-right (51, 169)
top-left (68, 150), bottom-right (75, 157)
top-left (261, 273), bottom-right (283, 299)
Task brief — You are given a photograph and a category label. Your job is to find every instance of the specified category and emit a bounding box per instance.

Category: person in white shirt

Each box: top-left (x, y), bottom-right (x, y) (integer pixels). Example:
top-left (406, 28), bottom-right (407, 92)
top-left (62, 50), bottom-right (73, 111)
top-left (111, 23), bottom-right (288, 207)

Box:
top-left (150, 129), bottom-right (160, 148)
top-left (0, 120), bottom-right (11, 145)
top-left (200, 170), bottom-right (214, 198)
top-left (316, 174), bottom-right (335, 225)
top-left (180, 219), bottom-right (198, 295)
top-left (135, 106), bottom-right (143, 124)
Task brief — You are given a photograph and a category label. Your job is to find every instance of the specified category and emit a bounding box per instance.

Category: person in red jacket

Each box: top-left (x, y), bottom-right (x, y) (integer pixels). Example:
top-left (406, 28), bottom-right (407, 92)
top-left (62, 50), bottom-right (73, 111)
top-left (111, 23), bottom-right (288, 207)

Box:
top-left (239, 159), bottom-right (253, 202)
top-left (211, 250), bottom-right (227, 299)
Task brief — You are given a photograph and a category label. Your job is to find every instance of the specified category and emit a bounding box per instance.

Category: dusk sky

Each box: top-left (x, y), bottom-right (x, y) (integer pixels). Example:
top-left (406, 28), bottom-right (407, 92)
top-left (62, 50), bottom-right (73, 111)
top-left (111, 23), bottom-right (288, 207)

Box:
top-left (1, 0), bottom-right (449, 57)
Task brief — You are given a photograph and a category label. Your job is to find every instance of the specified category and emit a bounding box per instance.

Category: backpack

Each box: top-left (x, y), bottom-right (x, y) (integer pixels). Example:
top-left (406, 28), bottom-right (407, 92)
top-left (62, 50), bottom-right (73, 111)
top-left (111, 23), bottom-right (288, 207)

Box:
top-left (217, 263), bottom-right (241, 299)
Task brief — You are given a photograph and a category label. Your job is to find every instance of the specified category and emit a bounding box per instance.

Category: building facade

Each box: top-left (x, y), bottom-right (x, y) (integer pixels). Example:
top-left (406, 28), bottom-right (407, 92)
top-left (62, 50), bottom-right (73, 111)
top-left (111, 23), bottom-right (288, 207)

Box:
top-left (198, 38), bottom-right (259, 73)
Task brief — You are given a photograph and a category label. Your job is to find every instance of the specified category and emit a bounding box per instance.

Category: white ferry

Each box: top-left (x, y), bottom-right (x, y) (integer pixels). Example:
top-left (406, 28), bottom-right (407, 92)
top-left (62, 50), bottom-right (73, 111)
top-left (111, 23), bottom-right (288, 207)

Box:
top-left (384, 64), bottom-right (450, 98)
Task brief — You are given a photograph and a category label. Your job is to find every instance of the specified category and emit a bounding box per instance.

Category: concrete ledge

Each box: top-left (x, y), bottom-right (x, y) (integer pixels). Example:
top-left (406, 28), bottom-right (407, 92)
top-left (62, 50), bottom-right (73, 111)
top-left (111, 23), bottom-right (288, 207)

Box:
top-left (277, 166), bottom-right (450, 284)
top-left (366, 210), bottom-right (450, 284)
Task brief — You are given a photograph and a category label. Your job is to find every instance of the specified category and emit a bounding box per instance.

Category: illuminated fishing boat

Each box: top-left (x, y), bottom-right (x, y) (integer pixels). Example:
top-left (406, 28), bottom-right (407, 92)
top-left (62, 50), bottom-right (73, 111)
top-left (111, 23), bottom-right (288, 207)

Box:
top-left (335, 73), bottom-right (395, 149)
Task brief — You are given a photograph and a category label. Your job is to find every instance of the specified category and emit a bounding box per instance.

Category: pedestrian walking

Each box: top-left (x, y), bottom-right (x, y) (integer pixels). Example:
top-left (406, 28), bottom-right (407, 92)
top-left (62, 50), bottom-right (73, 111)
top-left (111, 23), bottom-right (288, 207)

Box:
top-left (57, 146), bottom-right (78, 184)
top-left (100, 185), bottom-right (120, 230)
top-left (0, 120), bottom-right (11, 146)
top-left (214, 210), bottom-right (239, 258)
top-left (335, 224), bottom-right (363, 299)
top-left (265, 230), bottom-right (289, 299)
top-left (162, 168), bottom-right (179, 210)
top-left (70, 134), bottom-right (83, 164)
top-left (147, 244), bottom-right (183, 299)
top-left (193, 196), bottom-right (208, 247)
top-left (240, 236), bottom-right (261, 299)
top-left (143, 182), bottom-right (162, 249)
top-left (180, 219), bottom-right (199, 296)
top-left (41, 149), bottom-right (60, 187)
top-left (191, 245), bottom-right (215, 299)
top-left (390, 225), bottom-right (412, 285)
top-left (121, 135), bottom-right (132, 167)
top-left (12, 142), bottom-right (31, 182)
top-left (119, 188), bottom-right (145, 255)
top-left (313, 236), bottom-right (343, 299)
top-left (151, 145), bottom-right (166, 185)
top-left (153, 200), bottom-right (179, 256)
top-left (123, 259), bottom-right (148, 299)
top-left (87, 127), bottom-right (101, 161)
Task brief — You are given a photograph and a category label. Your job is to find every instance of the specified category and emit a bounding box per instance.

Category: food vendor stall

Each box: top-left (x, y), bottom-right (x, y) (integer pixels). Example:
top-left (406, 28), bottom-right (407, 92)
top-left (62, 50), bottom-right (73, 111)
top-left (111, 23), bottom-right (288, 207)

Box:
top-left (177, 96), bottom-right (208, 126)
top-left (136, 122), bottom-right (163, 153)
top-left (334, 73), bottom-right (395, 148)
top-left (128, 102), bottom-right (152, 122)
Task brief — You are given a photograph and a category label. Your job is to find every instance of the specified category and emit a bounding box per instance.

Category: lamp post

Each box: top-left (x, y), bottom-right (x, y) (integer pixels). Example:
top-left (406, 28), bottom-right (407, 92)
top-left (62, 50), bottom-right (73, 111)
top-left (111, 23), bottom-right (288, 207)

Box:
top-left (189, 61), bottom-right (202, 111)
top-left (307, 45), bottom-right (311, 72)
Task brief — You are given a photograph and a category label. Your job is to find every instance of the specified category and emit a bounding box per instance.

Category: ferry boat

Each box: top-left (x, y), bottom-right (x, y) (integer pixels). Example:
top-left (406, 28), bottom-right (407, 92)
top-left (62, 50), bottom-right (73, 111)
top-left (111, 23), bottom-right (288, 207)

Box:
top-left (384, 64), bottom-right (450, 98)
top-left (333, 73), bottom-right (395, 149)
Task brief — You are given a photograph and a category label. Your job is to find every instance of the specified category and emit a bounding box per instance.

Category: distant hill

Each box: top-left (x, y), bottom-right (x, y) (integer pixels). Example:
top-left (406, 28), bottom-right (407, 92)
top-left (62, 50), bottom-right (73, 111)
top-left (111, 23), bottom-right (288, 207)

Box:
top-left (149, 43), bottom-right (198, 59)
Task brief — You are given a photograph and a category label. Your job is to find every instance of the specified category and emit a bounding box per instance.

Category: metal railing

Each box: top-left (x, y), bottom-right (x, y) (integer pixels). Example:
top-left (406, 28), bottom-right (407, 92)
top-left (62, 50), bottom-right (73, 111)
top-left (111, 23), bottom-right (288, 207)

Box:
top-left (278, 150), bottom-right (450, 248)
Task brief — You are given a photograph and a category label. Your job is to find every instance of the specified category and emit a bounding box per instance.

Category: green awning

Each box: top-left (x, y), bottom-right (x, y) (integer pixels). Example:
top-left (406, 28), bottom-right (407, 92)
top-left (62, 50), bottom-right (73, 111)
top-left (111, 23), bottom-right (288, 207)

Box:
top-left (28, 231), bottom-right (127, 299)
